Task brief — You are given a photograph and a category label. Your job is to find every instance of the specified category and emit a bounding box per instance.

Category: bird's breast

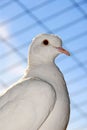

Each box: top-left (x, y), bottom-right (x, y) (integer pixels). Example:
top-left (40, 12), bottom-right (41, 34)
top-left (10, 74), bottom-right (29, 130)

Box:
top-left (25, 63), bottom-right (70, 130)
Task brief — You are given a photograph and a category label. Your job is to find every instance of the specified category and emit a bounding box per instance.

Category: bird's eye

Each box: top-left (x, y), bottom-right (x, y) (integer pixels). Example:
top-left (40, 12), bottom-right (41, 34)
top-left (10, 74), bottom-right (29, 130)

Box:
top-left (43, 39), bottom-right (49, 45)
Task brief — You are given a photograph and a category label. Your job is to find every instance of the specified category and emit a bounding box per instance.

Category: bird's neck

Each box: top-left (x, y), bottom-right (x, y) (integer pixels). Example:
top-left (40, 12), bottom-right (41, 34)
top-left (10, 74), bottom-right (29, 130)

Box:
top-left (23, 62), bottom-right (65, 90)
top-left (23, 61), bottom-right (69, 100)
top-left (24, 61), bottom-right (57, 79)
top-left (28, 52), bottom-right (57, 68)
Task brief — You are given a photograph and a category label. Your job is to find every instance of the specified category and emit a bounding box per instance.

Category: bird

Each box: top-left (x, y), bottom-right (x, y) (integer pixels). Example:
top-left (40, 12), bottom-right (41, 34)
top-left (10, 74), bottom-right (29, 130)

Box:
top-left (0, 34), bottom-right (70, 130)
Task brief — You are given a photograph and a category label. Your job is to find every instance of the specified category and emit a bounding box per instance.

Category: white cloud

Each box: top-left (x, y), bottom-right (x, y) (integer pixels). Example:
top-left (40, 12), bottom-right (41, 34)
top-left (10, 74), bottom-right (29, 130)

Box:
top-left (0, 26), bottom-right (9, 39)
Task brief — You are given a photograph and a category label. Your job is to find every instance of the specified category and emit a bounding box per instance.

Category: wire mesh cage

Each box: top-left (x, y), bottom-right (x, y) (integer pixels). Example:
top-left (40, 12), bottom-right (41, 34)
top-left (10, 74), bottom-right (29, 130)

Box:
top-left (0, 0), bottom-right (87, 130)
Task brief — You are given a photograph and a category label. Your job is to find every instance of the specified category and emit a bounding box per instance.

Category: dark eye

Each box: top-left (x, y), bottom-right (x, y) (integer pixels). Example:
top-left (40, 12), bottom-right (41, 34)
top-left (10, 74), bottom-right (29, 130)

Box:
top-left (43, 39), bottom-right (49, 45)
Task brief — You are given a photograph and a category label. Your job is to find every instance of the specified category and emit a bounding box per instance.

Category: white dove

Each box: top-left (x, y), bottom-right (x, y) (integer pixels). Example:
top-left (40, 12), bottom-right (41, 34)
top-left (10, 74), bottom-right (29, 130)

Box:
top-left (0, 34), bottom-right (70, 130)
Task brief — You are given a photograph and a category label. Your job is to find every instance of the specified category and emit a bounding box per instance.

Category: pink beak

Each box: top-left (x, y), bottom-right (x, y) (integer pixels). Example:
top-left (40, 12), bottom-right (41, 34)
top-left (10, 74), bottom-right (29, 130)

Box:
top-left (56, 47), bottom-right (70, 56)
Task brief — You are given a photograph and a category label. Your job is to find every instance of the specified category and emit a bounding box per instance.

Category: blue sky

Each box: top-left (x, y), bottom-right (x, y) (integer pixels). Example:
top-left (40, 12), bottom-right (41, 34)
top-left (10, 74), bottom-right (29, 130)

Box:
top-left (0, 0), bottom-right (87, 130)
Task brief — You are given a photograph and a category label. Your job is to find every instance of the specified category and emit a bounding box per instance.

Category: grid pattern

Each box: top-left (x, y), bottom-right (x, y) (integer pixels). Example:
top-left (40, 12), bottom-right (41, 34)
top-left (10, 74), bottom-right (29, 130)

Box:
top-left (0, 0), bottom-right (87, 130)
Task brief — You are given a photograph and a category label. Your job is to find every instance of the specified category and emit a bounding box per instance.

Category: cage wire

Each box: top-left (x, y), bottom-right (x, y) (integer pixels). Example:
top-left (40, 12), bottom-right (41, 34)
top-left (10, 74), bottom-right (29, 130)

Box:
top-left (0, 0), bottom-right (87, 130)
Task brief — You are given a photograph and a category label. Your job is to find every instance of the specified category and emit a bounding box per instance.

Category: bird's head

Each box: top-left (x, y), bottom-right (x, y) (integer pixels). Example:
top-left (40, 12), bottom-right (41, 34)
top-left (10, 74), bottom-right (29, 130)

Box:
top-left (29, 34), bottom-right (70, 66)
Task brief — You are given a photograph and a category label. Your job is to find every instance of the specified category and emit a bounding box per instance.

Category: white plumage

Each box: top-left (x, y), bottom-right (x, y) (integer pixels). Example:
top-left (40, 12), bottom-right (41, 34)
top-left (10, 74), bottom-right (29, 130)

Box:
top-left (0, 34), bottom-right (70, 130)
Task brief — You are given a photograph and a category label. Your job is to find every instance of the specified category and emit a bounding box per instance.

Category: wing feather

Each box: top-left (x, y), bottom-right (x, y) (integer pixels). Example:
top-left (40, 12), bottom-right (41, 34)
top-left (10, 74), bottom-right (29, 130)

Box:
top-left (0, 78), bottom-right (56, 130)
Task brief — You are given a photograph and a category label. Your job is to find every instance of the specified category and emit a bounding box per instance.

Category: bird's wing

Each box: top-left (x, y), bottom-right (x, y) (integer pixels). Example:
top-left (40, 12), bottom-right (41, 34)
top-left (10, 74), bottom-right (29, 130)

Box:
top-left (0, 78), bottom-right (56, 130)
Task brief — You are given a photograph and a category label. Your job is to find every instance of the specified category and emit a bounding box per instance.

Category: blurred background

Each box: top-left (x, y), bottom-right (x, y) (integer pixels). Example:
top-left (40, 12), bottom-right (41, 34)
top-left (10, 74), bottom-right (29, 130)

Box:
top-left (0, 0), bottom-right (87, 130)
